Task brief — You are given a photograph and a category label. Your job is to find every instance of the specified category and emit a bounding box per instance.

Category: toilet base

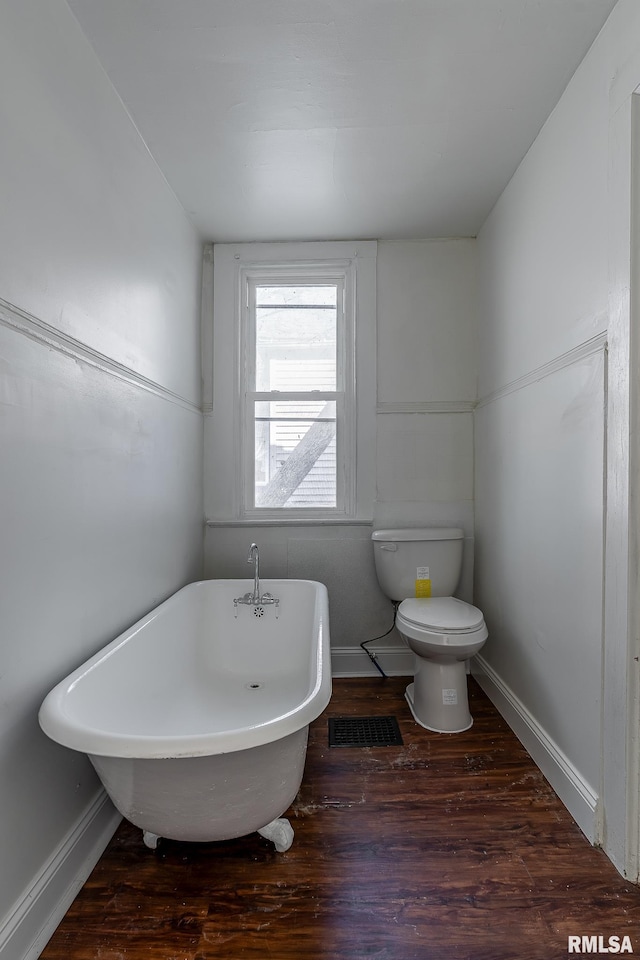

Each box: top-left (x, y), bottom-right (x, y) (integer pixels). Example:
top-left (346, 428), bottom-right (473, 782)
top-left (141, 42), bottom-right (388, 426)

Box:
top-left (405, 658), bottom-right (473, 734)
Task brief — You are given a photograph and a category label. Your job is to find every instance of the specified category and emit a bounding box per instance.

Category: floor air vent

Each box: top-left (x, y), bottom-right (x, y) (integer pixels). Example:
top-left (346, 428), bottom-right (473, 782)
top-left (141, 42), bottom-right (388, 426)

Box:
top-left (328, 716), bottom-right (403, 748)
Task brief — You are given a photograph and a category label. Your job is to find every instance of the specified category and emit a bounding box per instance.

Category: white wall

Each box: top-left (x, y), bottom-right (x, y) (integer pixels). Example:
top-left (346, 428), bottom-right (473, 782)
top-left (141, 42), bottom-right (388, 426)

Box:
top-left (0, 2), bottom-right (203, 956)
top-left (473, 0), bottom-right (640, 871)
top-left (204, 239), bottom-right (478, 675)
top-left (375, 239), bottom-right (476, 566)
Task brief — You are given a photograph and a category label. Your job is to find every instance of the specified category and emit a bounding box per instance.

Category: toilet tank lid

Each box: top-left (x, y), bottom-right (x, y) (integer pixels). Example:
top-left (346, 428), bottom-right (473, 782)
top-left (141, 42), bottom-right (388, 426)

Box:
top-left (371, 527), bottom-right (464, 542)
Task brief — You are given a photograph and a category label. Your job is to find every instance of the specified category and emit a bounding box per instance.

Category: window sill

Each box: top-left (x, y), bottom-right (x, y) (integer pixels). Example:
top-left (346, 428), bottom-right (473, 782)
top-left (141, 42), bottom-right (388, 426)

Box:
top-left (205, 518), bottom-right (373, 527)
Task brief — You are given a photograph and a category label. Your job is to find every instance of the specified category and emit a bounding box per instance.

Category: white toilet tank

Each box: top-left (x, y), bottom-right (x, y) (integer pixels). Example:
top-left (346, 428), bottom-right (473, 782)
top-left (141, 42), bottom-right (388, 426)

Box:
top-left (371, 528), bottom-right (464, 601)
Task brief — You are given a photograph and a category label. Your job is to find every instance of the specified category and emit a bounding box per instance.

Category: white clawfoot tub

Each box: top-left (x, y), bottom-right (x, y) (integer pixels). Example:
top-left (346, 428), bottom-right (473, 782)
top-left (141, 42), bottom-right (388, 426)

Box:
top-left (39, 579), bottom-right (331, 852)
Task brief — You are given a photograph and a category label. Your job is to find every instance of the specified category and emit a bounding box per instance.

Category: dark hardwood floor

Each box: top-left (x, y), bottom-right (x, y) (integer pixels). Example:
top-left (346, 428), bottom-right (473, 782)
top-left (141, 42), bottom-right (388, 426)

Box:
top-left (41, 678), bottom-right (640, 959)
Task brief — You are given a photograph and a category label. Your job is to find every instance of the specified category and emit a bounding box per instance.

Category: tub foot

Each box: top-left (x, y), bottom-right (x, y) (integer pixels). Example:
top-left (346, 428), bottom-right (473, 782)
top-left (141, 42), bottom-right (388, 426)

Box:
top-left (143, 830), bottom-right (160, 850)
top-left (257, 817), bottom-right (294, 852)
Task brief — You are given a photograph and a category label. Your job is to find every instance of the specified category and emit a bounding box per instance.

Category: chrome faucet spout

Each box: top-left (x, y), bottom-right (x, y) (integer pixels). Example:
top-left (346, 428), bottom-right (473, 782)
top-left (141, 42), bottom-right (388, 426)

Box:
top-left (247, 543), bottom-right (260, 603)
top-left (233, 543), bottom-right (279, 614)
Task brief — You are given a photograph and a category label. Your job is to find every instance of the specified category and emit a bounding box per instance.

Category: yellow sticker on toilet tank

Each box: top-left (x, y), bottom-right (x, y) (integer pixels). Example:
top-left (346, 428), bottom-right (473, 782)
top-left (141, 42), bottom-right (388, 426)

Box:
top-left (415, 567), bottom-right (431, 597)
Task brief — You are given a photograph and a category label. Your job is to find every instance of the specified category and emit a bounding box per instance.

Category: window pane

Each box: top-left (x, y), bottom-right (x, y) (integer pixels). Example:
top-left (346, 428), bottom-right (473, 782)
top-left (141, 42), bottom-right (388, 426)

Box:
top-left (256, 285), bottom-right (337, 307)
top-left (254, 400), bottom-right (336, 508)
top-left (255, 284), bottom-right (337, 392)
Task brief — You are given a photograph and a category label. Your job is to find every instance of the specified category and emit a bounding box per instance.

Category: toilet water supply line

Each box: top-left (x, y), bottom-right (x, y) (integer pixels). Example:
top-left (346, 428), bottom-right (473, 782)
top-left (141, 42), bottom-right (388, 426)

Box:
top-left (360, 601), bottom-right (400, 679)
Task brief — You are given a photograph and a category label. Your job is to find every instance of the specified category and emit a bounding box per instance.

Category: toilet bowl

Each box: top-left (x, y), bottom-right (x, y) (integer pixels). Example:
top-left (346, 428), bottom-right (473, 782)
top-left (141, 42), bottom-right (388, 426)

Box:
top-left (371, 528), bottom-right (488, 734)
top-left (397, 597), bottom-right (487, 733)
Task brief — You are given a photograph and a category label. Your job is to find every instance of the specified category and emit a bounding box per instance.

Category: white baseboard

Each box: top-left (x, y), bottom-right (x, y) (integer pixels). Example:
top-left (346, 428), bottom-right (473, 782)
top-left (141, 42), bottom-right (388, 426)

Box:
top-left (0, 790), bottom-right (121, 960)
top-left (331, 644), bottom-right (414, 678)
top-left (472, 655), bottom-right (600, 842)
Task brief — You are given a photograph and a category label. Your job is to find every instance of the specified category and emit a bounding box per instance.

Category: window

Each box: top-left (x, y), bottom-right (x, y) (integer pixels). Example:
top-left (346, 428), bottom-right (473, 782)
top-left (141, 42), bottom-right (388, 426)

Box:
top-left (207, 241), bottom-right (376, 522)
top-left (244, 275), bottom-right (349, 514)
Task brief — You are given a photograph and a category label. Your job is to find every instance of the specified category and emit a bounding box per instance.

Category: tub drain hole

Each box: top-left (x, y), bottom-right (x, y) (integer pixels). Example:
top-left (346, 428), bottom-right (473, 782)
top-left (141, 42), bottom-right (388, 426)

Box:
top-left (246, 682), bottom-right (263, 690)
top-left (253, 606), bottom-right (265, 617)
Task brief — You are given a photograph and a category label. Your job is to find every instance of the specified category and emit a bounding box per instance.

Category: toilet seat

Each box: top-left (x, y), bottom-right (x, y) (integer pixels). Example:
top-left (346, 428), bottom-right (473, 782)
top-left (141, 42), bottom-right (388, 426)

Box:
top-left (398, 597), bottom-right (485, 635)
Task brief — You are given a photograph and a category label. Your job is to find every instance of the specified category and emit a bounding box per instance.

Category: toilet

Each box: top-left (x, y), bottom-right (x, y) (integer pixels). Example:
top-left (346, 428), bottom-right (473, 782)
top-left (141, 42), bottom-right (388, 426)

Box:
top-left (371, 528), bottom-right (487, 733)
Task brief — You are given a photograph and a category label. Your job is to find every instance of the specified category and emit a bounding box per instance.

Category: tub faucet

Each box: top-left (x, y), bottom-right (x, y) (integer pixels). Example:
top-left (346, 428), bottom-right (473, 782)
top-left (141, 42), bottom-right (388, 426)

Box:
top-left (233, 544), bottom-right (279, 613)
top-left (248, 542), bottom-right (260, 603)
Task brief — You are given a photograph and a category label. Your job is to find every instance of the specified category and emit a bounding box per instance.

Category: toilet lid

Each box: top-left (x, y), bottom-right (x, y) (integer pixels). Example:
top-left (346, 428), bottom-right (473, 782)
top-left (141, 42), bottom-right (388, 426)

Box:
top-left (398, 597), bottom-right (485, 633)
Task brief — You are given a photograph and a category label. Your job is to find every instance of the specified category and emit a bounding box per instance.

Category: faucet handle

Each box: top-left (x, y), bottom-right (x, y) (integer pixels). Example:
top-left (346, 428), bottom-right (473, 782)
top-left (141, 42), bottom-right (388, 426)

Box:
top-left (258, 592), bottom-right (280, 606)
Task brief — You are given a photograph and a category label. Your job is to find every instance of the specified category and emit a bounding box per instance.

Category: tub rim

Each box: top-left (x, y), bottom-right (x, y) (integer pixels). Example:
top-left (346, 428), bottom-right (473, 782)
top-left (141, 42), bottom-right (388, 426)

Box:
top-left (38, 578), bottom-right (331, 760)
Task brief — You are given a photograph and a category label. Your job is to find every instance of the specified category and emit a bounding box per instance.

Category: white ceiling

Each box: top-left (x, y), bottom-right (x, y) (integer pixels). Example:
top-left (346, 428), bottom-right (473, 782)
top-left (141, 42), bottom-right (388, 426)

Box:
top-left (67, 0), bottom-right (617, 243)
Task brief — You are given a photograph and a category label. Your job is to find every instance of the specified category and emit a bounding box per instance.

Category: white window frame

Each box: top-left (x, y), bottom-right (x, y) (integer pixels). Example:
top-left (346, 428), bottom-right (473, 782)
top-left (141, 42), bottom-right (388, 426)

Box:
top-left (241, 264), bottom-right (353, 518)
top-left (207, 241), bottom-right (377, 523)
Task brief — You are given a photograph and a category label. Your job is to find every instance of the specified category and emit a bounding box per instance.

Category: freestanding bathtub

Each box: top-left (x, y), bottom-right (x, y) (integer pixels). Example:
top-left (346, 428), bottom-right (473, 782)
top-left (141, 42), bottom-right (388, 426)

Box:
top-left (39, 579), bottom-right (331, 852)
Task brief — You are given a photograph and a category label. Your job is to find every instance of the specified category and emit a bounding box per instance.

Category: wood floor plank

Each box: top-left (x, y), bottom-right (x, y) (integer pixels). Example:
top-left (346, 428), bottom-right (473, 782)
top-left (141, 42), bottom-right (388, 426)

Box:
top-left (40, 678), bottom-right (640, 959)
